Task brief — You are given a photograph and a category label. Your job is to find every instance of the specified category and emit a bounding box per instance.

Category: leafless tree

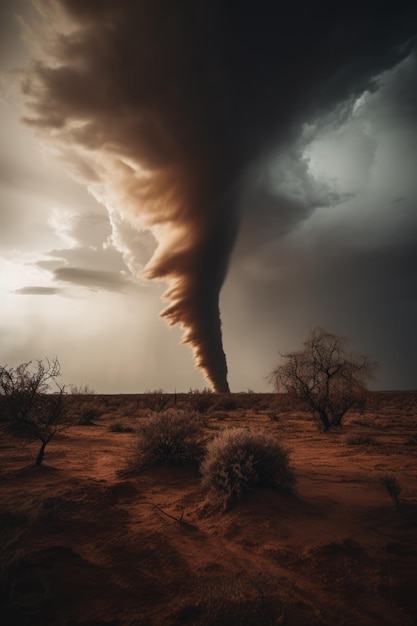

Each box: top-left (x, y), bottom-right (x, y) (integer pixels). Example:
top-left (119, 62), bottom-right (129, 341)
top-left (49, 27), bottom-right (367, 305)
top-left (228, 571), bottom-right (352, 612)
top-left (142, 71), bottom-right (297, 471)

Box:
top-left (269, 327), bottom-right (377, 431)
top-left (0, 358), bottom-right (69, 465)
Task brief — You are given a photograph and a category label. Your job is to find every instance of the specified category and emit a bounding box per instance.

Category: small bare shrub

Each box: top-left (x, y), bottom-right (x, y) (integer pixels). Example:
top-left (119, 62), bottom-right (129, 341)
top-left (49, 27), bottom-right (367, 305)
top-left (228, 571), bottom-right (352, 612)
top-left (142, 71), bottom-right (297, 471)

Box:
top-left (201, 428), bottom-right (295, 508)
top-left (141, 390), bottom-right (170, 412)
top-left (77, 408), bottom-right (100, 425)
top-left (0, 358), bottom-right (69, 466)
top-left (212, 395), bottom-right (238, 411)
top-left (235, 392), bottom-right (266, 411)
top-left (127, 410), bottom-right (204, 472)
top-left (381, 474), bottom-right (402, 510)
top-left (188, 388), bottom-right (214, 413)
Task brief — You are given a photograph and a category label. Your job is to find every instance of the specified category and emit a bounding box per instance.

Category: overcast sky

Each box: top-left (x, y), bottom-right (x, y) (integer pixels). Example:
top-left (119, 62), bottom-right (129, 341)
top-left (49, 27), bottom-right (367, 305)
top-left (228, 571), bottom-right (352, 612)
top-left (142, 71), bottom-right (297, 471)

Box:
top-left (1, 1), bottom-right (416, 392)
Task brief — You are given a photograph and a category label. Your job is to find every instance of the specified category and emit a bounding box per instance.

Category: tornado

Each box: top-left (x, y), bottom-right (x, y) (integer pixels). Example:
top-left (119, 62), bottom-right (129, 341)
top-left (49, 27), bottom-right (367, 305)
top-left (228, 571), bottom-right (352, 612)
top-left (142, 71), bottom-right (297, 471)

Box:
top-left (20, 1), bottom-right (416, 391)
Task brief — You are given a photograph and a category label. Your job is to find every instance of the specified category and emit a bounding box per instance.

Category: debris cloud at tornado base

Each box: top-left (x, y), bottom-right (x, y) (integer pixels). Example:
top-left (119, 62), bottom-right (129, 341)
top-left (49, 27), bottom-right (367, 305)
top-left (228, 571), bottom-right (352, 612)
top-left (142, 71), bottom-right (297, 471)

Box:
top-left (21, 1), bottom-right (417, 391)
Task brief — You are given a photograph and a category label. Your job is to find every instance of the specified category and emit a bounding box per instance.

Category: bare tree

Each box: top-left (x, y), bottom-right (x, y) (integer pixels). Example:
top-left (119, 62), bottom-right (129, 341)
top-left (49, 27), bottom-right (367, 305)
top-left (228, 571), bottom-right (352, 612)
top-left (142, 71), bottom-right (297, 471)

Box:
top-left (269, 327), bottom-right (377, 431)
top-left (0, 358), bottom-right (69, 465)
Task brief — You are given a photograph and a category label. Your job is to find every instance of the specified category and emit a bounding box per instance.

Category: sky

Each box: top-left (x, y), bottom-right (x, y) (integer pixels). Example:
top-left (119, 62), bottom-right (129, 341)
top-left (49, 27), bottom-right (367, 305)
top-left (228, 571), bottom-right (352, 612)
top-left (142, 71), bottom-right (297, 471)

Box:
top-left (1, 1), bottom-right (416, 393)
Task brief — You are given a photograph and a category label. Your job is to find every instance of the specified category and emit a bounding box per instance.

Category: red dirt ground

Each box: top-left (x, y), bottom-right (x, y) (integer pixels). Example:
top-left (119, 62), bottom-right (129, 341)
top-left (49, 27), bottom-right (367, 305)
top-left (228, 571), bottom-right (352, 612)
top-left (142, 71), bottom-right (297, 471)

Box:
top-left (1, 392), bottom-right (416, 625)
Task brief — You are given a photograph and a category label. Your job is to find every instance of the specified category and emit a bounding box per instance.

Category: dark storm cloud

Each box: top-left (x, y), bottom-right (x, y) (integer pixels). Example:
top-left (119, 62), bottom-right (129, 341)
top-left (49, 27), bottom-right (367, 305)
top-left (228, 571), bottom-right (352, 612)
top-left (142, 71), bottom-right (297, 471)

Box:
top-left (13, 286), bottom-right (62, 295)
top-left (224, 50), bottom-right (417, 391)
top-left (20, 0), bottom-right (417, 391)
top-left (237, 142), bottom-right (344, 252)
top-left (52, 267), bottom-right (131, 292)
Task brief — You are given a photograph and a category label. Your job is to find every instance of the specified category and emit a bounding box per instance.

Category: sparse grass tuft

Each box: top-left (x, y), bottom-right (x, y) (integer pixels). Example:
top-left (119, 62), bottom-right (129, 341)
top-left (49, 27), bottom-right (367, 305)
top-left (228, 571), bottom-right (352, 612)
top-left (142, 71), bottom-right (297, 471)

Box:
top-left (201, 428), bottom-right (295, 509)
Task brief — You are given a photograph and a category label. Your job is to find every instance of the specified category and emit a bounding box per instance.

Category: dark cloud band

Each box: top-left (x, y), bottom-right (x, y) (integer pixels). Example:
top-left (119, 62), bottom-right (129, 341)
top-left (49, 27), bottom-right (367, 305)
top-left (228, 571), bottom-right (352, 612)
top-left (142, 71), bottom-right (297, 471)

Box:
top-left (21, 0), bottom-right (417, 391)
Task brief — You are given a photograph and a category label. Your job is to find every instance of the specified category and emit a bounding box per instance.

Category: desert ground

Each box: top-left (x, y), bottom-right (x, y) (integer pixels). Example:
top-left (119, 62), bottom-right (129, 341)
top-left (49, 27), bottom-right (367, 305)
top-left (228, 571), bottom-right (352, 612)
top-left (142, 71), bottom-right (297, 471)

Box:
top-left (1, 391), bottom-right (416, 625)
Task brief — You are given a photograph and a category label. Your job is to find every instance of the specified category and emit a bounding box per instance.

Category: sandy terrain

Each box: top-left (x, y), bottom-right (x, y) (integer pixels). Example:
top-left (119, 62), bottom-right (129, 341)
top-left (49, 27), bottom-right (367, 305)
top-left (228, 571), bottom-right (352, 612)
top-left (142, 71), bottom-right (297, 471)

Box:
top-left (1, 392), bottom-right (416, 625)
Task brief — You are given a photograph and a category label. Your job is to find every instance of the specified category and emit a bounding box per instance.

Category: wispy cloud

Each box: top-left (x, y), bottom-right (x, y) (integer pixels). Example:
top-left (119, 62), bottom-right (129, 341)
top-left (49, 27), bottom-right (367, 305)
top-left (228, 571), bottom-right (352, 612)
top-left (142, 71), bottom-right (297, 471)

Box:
top-left (13, 286), bottom-right (62, 296)
top-left (53, 266), bottom-right (131, 292)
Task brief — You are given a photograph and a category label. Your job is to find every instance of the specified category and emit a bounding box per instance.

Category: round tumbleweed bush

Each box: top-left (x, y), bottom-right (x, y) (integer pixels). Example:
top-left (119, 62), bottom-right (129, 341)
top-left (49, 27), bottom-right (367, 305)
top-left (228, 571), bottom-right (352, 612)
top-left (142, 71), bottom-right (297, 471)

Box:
top-left (129, 410), bottom-right (204, 472)
top-left (201, 428), bottom-right (295, 507)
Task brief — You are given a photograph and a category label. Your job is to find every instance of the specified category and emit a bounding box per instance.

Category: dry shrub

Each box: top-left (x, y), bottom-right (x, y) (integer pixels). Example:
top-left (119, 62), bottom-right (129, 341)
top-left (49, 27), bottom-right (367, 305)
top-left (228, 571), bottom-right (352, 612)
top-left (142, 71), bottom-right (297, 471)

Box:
top-left (201, 428), bottom-right (295, 508)
top-left (141, 390), bottom-right (170, 412)
top-left (212, 395), bottom-right (238, 411)
top-left (127, 410), bottom-right (204, 473)
top-left (188, 389), bottom-right (215, 413)
top-left (77, 408), bottom-right (100, 425)
top-left (235, 392), bottom-right (268, 411)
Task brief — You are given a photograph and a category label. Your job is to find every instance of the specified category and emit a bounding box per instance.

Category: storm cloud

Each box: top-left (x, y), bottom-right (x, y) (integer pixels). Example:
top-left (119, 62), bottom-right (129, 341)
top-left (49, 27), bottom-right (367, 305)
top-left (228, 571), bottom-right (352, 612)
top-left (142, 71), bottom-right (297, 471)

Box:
top-left (20, 1), bottom-right (417, 391)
